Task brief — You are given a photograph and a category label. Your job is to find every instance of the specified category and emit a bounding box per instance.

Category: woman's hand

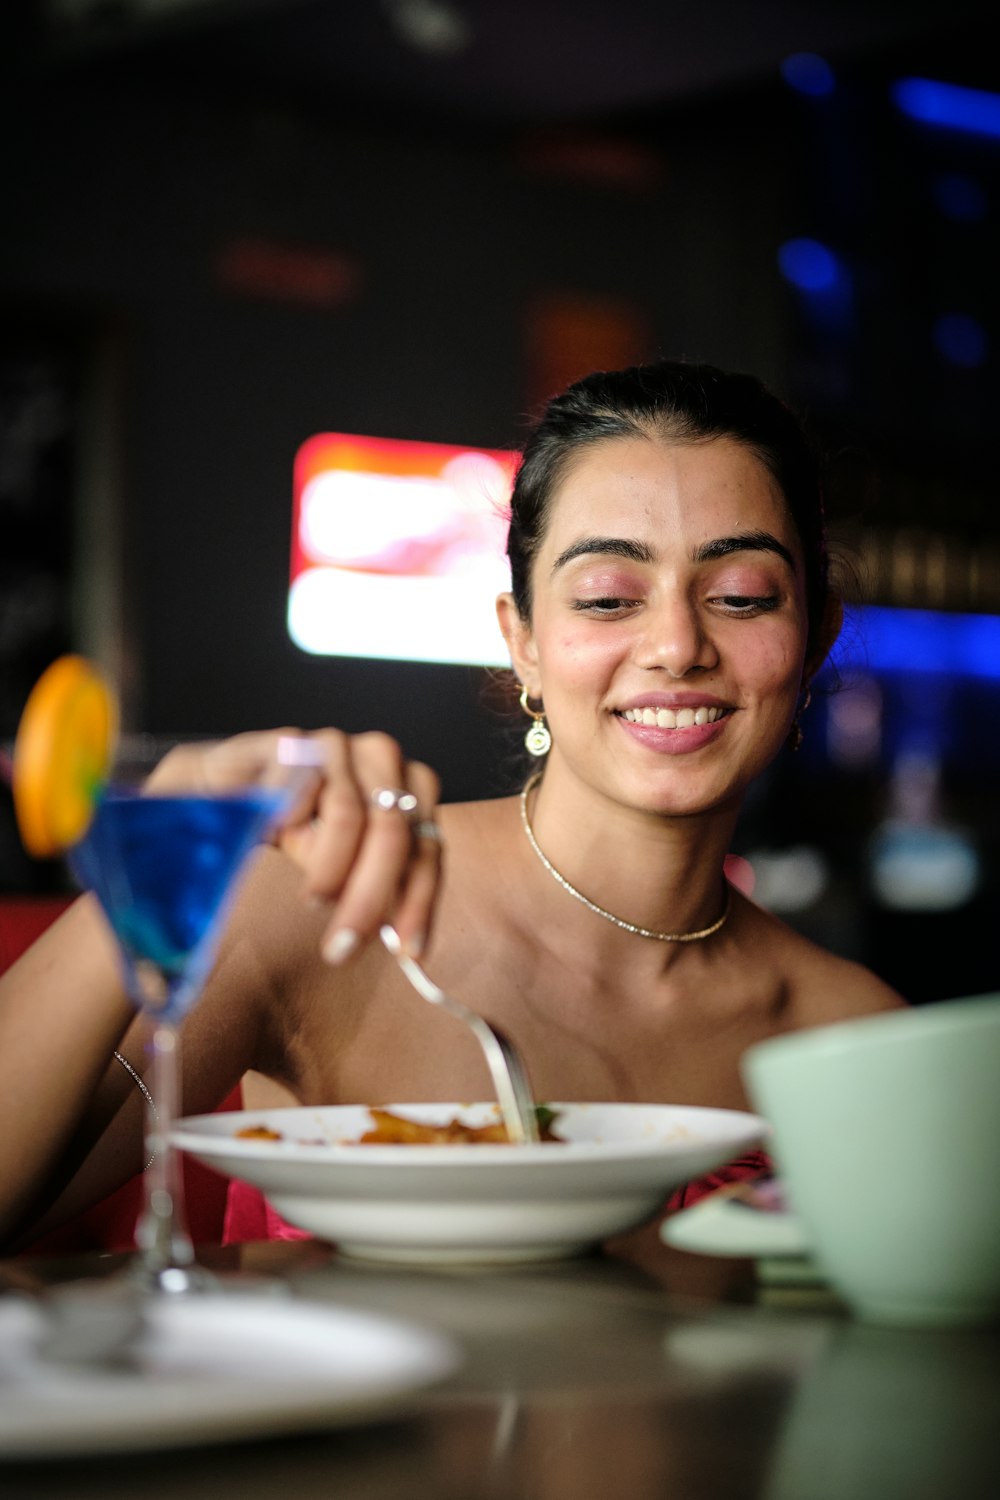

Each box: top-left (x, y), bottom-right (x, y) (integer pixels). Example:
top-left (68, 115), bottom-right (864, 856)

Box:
top-left (145, 728), bottom-right (442, 963)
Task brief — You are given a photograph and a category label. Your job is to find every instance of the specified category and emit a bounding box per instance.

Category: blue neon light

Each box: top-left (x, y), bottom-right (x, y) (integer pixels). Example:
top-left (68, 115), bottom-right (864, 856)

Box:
top-left (781, 53), bottom-right (835, 98)
top-left (777, 238), bottom-right (842, 293)
top-left (832, 606), bottom-right (1000, 681)
top-left (892, 77), bottom-right (1000, 140)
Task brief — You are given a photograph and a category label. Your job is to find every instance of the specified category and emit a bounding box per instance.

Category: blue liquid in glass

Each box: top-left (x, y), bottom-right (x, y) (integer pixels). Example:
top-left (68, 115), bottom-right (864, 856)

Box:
top-left (71, 788), bottom-right (284, 1024)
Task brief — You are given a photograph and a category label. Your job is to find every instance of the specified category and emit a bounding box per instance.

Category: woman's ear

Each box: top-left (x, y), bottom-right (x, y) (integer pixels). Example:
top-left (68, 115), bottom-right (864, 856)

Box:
top-left (805, 591), bottom-right (844, 682)
top-left (496, 593), bottom-right (539, 695)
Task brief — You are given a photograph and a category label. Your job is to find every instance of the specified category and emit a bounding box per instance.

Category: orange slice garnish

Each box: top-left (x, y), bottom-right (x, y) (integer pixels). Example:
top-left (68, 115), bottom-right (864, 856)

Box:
top-left (12, 655), bottom-right (119, 857)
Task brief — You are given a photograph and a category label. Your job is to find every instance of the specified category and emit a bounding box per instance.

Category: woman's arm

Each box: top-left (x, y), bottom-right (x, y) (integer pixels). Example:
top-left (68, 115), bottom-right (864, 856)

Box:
top-left (0, 894), bottom-right (140, 1244)
top-left (0, 725), bottom-right (443, 1249)
top-left (1, 857), bottom-right (285, 1250)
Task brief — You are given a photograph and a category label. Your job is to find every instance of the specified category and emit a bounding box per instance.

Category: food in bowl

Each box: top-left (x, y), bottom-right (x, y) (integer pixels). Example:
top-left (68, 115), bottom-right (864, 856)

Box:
top-left (356, 1105), bottom-right (563, 1144)
top-left (235, 1104), bottom-right (563, 1146)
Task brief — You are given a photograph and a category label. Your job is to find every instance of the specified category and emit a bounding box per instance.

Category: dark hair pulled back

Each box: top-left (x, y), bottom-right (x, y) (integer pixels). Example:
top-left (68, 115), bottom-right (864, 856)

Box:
top-left (506, 360), bottom-right (830, 655)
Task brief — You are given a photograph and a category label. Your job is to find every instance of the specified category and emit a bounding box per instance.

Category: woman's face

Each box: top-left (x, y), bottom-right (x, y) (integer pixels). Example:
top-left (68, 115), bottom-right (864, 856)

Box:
top-left (499, 434), bottom-right (813, 817)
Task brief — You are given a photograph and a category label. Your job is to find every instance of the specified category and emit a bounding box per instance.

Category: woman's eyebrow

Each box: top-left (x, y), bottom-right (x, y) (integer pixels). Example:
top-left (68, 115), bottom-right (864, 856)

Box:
top-left (551, 536), bottom-right (656, 572)
top-left (694, 530), bottom-right (797, 570)
top-left (551, 530), bottom-right (796, 573)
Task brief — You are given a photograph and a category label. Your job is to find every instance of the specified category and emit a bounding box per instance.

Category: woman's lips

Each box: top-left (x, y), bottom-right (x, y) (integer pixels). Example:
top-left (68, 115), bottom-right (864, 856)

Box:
top-left (620, 704), bottom-right (726, 729)
top-left (614, 705), bottom-right (732, 753)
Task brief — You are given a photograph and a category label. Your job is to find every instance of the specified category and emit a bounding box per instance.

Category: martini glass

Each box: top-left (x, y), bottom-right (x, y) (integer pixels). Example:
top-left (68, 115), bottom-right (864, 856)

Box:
top-left (68, 738), bottom-right (321, 1295)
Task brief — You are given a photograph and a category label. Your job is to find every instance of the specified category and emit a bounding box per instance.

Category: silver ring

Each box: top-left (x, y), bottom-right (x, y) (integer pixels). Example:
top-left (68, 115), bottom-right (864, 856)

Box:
top-left (370, 786), bottom-right (419, 816)
top-left (412, 819), bottom-right (442, 843)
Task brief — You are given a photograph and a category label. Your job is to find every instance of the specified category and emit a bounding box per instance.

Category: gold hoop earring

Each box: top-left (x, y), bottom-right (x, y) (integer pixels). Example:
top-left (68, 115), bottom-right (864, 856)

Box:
top-left (519, 685), bottom-right (551, 757)
top-left (789, 685), bottom-right (812, 752)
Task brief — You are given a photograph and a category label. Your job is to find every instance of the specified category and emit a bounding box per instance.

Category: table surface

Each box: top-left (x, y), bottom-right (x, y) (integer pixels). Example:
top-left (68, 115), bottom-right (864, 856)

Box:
top-left (2, 1233), bottom-right (998, 1499)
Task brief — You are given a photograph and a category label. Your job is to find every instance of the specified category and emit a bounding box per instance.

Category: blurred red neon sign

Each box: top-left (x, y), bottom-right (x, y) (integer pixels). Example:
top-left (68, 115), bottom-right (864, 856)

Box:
top-left (289, 433), bottom-right (517, 665)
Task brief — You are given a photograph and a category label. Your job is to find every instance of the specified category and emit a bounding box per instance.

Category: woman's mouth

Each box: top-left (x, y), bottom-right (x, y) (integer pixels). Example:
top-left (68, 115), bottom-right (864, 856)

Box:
top-left (618, 705), bottom-right (729, 729)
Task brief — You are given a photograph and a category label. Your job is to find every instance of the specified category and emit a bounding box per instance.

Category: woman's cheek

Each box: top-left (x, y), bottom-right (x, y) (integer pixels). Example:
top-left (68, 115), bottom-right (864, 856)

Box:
top-left (756, 626), bottom-right (808, 687)
top-left (551, 630), bottom-right (621, 679)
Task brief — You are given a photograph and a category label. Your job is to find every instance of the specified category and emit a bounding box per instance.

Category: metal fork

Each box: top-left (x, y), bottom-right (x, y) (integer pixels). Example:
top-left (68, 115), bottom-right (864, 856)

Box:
top-left (380, 926), bottom-right (540, 1144)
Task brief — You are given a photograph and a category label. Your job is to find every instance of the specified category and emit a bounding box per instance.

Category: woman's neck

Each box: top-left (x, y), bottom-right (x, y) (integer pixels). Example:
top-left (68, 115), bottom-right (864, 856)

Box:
top-left (521, 764), bottom-right (739, 946)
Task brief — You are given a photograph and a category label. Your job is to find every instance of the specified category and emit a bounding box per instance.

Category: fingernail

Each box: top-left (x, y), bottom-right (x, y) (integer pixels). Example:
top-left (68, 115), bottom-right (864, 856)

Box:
top-left (379, 924), bottom-right (401, 954)
top-left (405, 931), bottom-right (426, 959)
top-left (323, 928), bottom-right (359, 966)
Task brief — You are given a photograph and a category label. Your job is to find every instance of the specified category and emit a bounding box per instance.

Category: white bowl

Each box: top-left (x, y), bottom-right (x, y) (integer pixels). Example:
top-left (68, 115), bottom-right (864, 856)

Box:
top-left (172, 1101), bottom-right (766, 1264)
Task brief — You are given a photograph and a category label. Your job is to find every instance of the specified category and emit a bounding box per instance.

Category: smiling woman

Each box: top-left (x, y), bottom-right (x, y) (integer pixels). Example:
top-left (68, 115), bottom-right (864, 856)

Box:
top-left (0, 359), bottom-right (904, 1263)
top-left (499, 431), bottom-right (815, 836)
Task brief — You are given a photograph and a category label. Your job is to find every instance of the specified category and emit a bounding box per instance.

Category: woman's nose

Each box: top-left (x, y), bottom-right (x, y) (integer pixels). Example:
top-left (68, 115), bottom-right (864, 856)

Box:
top-left (633, 599), bottom-right (719, 678)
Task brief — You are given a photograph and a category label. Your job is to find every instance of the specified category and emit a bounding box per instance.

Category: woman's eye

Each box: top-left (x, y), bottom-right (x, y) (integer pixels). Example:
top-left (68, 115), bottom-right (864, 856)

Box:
top-left (572, 597), bottom-right (638, 614)
top-left (713, 594), bottom-right (779, 614)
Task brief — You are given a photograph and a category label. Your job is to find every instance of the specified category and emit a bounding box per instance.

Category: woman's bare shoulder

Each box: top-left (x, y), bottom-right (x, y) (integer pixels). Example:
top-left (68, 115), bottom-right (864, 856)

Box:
top-left (736, 893), bottom-right (907, 1026)
top-left (438, 791), bottom-right (519, 830)
top-left (436, 795), bottom-right (523, 882)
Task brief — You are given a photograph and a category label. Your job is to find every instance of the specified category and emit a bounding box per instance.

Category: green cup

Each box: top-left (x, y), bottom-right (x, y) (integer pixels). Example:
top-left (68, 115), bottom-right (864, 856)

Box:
top-left (742, 994), bottom-right (1000, 1329)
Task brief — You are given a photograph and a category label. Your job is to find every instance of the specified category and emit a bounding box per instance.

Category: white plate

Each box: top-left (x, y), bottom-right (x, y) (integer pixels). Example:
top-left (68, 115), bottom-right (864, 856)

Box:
top-left (0, 1292), bottom-right (458, 1459)
top-left (662, 1187), bottom-right (811, 1259)
top-left (172, 1101), bottom-right (766, 1264)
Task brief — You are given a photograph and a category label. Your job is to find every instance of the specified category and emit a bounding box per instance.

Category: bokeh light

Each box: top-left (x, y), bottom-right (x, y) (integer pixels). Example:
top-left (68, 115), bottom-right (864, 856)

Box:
top-left (780, 53), bottom-right (835, 98)
top-left (933, 313), bottom-right (988, 368)
top-left (777, 237), bottom-right (843, 293)
top-left (931, 173), bottom-right (988, 223)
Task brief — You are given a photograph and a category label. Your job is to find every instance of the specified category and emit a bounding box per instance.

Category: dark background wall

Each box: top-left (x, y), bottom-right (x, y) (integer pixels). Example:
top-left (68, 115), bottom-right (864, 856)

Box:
top-left (0, 40), bottom-right (793, 787)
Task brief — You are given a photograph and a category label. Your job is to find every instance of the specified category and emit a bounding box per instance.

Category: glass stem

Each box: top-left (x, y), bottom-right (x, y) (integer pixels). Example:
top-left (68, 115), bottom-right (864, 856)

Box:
top-left (135, 1018), bottom-right (196, 1285)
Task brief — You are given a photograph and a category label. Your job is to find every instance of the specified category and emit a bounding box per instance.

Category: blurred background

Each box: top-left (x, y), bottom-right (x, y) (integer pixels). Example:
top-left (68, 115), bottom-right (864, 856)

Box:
top-left (1, 0), bottom-right (998, 1002)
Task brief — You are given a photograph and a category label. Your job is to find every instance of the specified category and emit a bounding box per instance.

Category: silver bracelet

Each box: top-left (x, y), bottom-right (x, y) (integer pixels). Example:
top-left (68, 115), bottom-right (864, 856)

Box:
top-left (113, 1050), bottom-right (157, 1171)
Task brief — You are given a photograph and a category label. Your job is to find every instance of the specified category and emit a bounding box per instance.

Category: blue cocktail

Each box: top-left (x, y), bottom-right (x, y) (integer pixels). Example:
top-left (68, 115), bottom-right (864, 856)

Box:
top-left (73, 789), bottom-right (283, 1025)
top-left (10, 653), bottom-right (325, 1298)
top-left (71, 783), bottom-right (293, 1290)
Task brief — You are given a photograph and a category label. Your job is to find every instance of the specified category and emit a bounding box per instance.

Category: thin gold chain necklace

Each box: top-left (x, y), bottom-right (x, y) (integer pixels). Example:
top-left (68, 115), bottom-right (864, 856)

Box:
top-left (519, 772), bottom-right (731, 943)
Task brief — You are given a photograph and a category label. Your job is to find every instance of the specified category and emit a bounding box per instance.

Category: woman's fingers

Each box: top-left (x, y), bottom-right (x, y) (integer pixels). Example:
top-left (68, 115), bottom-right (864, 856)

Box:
top-left (144, 726), bottom-right (444, 962)
top-left (390, 816), bottom-right (445, 956)
top-left (144, 729), bottom-right (304, 795)
top-left (307, 735), bottom-right (441, 961)
top-left (266, 730), bottom-right (442, 960)
top-left (282, 734), bottom-right (372, 914)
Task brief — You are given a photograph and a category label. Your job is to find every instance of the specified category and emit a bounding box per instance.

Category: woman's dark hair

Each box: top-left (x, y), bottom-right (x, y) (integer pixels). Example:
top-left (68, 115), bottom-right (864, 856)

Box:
top-left (507, 360), bottom-right (830, 655)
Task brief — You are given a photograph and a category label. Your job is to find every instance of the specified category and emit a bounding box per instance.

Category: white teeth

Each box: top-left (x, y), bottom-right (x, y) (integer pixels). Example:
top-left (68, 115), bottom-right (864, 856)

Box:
top-left (622, 705), bottom-right (723, 727)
